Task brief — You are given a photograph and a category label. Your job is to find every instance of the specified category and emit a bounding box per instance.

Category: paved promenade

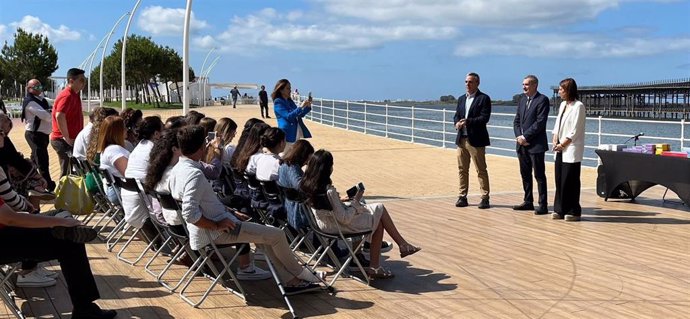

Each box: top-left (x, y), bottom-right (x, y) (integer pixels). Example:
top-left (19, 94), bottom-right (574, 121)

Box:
top-left (2, 103), bottom-right (687, 319)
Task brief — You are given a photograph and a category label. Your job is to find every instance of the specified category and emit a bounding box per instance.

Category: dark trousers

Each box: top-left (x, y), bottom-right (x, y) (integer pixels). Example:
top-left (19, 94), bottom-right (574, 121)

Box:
top-left (517, 146), bottom-right (547, 207)
top-left (25, 131), bottom-right (54, 189)
top-left (554, 152), bottom-right (582, 216)
top-left (0, 227), bottom-right (101, 307)
top-left (232, 98), bottom-right (238, 108)
top-left (50, 138), bottom-right (72, 178)
top-left (260, 102), bottom-right (269, 118)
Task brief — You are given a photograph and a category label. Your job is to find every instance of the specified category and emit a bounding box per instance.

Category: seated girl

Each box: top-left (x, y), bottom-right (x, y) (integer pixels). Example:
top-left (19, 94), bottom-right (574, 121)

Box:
top-left (246, 127), bottom-right (287, 220)
top-left (277, 140), bottom-right (314, 230)
top-left (143, 129), bottom-right (271, 281)
top-left (300, 150), bottom-right (421, 279)
top-left (97, 116), bottom-right (129, 204)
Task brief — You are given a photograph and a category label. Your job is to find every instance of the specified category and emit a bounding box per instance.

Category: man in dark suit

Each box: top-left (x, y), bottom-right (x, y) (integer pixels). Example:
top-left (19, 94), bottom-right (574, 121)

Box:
top-left (512, 75), bottom-right (550, 214)
top-left (454, 72), bottom-right (491, 209)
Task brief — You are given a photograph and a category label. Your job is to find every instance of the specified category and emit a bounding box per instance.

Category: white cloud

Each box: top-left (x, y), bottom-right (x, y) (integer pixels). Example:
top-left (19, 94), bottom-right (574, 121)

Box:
top-left (7, 16), bottom-right (80, 42)
top-left (138, 6), bottom-right (209, 36)
top-left (193, 9), bottom-right (457, 53)
top-left (453, 32), bottom-right (690, 58)
top-left (316, 0), bottom-right (621, 27)
top-left (0, 25), bottom-right (7, 42)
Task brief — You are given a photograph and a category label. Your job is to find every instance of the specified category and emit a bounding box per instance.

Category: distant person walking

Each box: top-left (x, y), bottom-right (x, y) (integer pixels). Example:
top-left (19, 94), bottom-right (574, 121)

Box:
top-left (258, 85), bottom-right (270, 119)
top-left (22, 79), bottom-right (55, 190)
top-left (512, 75), bottom-right (550, 215)
top-left (453, 72), bottom-right (492, 209)
top-left (51, 68), bottom-right (85, 177)
top-left (230, 86), bottom-right (241, 108)
top-left (551, 78), bottom-right (586, 222)
top-left (272, 79), bottom-right (311, 153)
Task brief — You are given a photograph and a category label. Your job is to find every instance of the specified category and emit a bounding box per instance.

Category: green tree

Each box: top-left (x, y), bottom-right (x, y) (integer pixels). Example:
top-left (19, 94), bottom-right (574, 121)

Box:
top-left (0, 28), bottom-right (58, 95)
top-left (90, 35), bottom-right (194, 107)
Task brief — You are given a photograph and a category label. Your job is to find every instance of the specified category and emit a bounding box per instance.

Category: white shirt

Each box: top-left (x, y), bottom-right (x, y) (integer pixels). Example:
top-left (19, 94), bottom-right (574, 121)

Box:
top-left (462, 92), bottom-right (476, 136)
top-left (99, 144), bottom-right (130, 178)
top-left (72, 123), bottom-right (92, 160)
top-left (244, 151), bottom-right (263, 175)
top-left (23, 96), bottom-right (52, 134)
top-left (254, 153), bottom-right (281, 181)
top-left (125, 139), bottom-right (154, 180)
top-left (168, 156), bottom-right (239, 250)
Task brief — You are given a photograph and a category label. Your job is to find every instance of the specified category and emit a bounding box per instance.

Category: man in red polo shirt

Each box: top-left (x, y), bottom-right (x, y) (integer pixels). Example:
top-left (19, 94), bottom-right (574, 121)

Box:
top-left (50, 68), bottom-right (85, 177)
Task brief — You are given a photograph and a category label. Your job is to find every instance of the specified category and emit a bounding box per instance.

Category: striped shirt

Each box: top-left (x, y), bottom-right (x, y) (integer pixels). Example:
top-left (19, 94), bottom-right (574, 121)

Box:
top-left (0, 167), bottom-right (29, 212)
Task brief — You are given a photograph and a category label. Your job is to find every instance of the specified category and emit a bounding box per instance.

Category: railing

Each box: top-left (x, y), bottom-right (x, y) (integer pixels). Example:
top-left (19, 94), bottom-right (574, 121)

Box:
top-left (304, 97), bottom-right (690, 167)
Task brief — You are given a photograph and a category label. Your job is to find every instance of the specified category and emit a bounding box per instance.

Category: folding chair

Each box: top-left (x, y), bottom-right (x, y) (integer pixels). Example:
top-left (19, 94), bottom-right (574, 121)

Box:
top-left (244, 173), bottom-right (271, 224)
top-left (79, 161), bottom-right (119, 233)
top-left (97, 169), bottom-right (128, 251)
top-left (150, 192), bottom-right (197, 292)
top-left (111, 177), bottom-right (161, 265)
top-left (301, 197), bottom-right (371, 287)
top-left (0, 262), bottom-right (25, 319)
top-left (259, 180), bottom-right (295, 242)
top-left (220, 165), bottom-right (236, 197)
top-left (154, 192), bottom-right (246, 306)
top-left (279, 186), bottom-right (317, 254)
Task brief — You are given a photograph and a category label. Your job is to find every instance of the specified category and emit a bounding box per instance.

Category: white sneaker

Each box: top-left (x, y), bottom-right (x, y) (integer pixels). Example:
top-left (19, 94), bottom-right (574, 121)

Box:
top-left (16, 271), bottom-right (57, 288)
top-left (297, 268), bottom-right (326, 283)
top-left (236, 264), bottom-right (272, 281)
top-left (35, 266), bottom-right (58, 279)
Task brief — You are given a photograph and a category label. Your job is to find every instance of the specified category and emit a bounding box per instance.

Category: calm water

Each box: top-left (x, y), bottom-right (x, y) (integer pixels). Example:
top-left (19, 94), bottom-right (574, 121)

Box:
top-left (308, 101), bottom-right (690, 167)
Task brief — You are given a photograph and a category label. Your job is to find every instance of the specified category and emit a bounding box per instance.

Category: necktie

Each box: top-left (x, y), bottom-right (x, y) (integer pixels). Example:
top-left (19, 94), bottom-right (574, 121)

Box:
top-left (526, 97), bottom-right (532, 111)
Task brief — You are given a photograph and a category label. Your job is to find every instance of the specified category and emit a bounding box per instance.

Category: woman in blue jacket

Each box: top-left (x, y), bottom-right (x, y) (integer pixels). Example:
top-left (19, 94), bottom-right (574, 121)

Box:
top-left (272, 79), bottom-right (311, 151)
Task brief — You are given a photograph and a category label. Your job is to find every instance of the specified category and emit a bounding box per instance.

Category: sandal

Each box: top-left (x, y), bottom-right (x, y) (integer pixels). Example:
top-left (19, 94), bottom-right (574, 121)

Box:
top-left (365, 266), bottom-right (394, 280)
top-left (399, 244), bottom-right (421, 259)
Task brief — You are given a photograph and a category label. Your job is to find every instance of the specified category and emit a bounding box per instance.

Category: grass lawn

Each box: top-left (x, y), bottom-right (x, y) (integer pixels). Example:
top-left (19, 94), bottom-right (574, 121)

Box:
top-left (101, 101), bottom-right (188, 110)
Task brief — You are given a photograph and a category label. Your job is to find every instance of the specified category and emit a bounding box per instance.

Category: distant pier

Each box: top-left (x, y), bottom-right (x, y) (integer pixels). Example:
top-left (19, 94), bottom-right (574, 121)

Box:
top-left (551, 78), bottom-right (690, 119)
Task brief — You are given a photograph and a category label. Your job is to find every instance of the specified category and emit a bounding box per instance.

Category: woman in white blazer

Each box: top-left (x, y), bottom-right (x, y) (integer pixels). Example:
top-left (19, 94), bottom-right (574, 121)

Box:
top-left (551, 78), bottom-right (586, 221)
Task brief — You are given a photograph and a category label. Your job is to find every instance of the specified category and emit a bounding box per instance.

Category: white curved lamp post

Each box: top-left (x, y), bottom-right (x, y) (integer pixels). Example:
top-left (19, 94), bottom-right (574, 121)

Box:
top-left (99, 12), bottom-right (129, 108)
top-left (121, 0), bottom-right (143, 111)
top-left (182, 0), bottom-right (193, 115)
top-left (201, 56), bottom-right (220, 107)
top-left (199, 47), bottom-right (216, 107)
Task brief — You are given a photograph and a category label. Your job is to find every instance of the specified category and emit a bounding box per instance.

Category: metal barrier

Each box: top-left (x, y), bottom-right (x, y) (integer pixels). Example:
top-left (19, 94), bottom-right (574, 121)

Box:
top-left (303, 97), bottom-right (690, 167)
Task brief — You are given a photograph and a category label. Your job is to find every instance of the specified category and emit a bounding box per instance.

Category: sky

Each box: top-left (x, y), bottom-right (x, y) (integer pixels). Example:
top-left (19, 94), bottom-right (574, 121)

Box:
top-left (1, 0), bottom-right (689, 101)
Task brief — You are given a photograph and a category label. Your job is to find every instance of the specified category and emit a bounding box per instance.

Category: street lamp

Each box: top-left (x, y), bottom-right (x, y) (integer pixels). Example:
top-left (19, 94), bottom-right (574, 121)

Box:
top-left (199, 47), bottom-right (216, 107)
top-left (121, 0), bottom-right (143, 111)
top-left (100, 12), bottom-right (129, 108)
top-left (201, 56), bottom-right (220, 108)
top-left (182, 0), bottom-right (193, 115)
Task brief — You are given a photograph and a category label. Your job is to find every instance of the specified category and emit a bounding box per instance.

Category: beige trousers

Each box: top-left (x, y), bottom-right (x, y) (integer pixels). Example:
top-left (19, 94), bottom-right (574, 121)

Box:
top-left (456, 138), bottom-right (490, 199)
top-left (215, 222), bottom-right (303, 282)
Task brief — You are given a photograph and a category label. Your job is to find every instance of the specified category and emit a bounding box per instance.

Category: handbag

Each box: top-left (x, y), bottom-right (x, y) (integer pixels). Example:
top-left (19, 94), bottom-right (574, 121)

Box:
top-left (54, 172), bottom-right (95, 216)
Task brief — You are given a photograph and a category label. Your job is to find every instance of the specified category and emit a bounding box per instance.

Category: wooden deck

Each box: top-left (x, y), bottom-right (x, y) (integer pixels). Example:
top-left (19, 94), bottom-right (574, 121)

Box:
top-left (1, 104), bottom-right (688, 318)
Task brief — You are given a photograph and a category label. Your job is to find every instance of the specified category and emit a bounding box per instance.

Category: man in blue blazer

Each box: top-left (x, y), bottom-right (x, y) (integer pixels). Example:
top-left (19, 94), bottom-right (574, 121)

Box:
top-left (512, 75), bottom-right (550, 214)
top-left (453, 72), bottom-right (492, 209)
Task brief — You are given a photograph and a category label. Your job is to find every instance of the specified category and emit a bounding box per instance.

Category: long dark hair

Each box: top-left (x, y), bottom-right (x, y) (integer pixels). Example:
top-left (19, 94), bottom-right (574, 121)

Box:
top-left (229, 118), bottom-right (265, 167)
top-left (281, 140), bottom-right (314, 166)
top-left (233, 122), bottom-right (270, 172)
top-left (300, 150), bottom-right (333, 208)
top-left (143, 129), bottom-right (179, 192)
top-left (271, 78), bottom-right (291, 101)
